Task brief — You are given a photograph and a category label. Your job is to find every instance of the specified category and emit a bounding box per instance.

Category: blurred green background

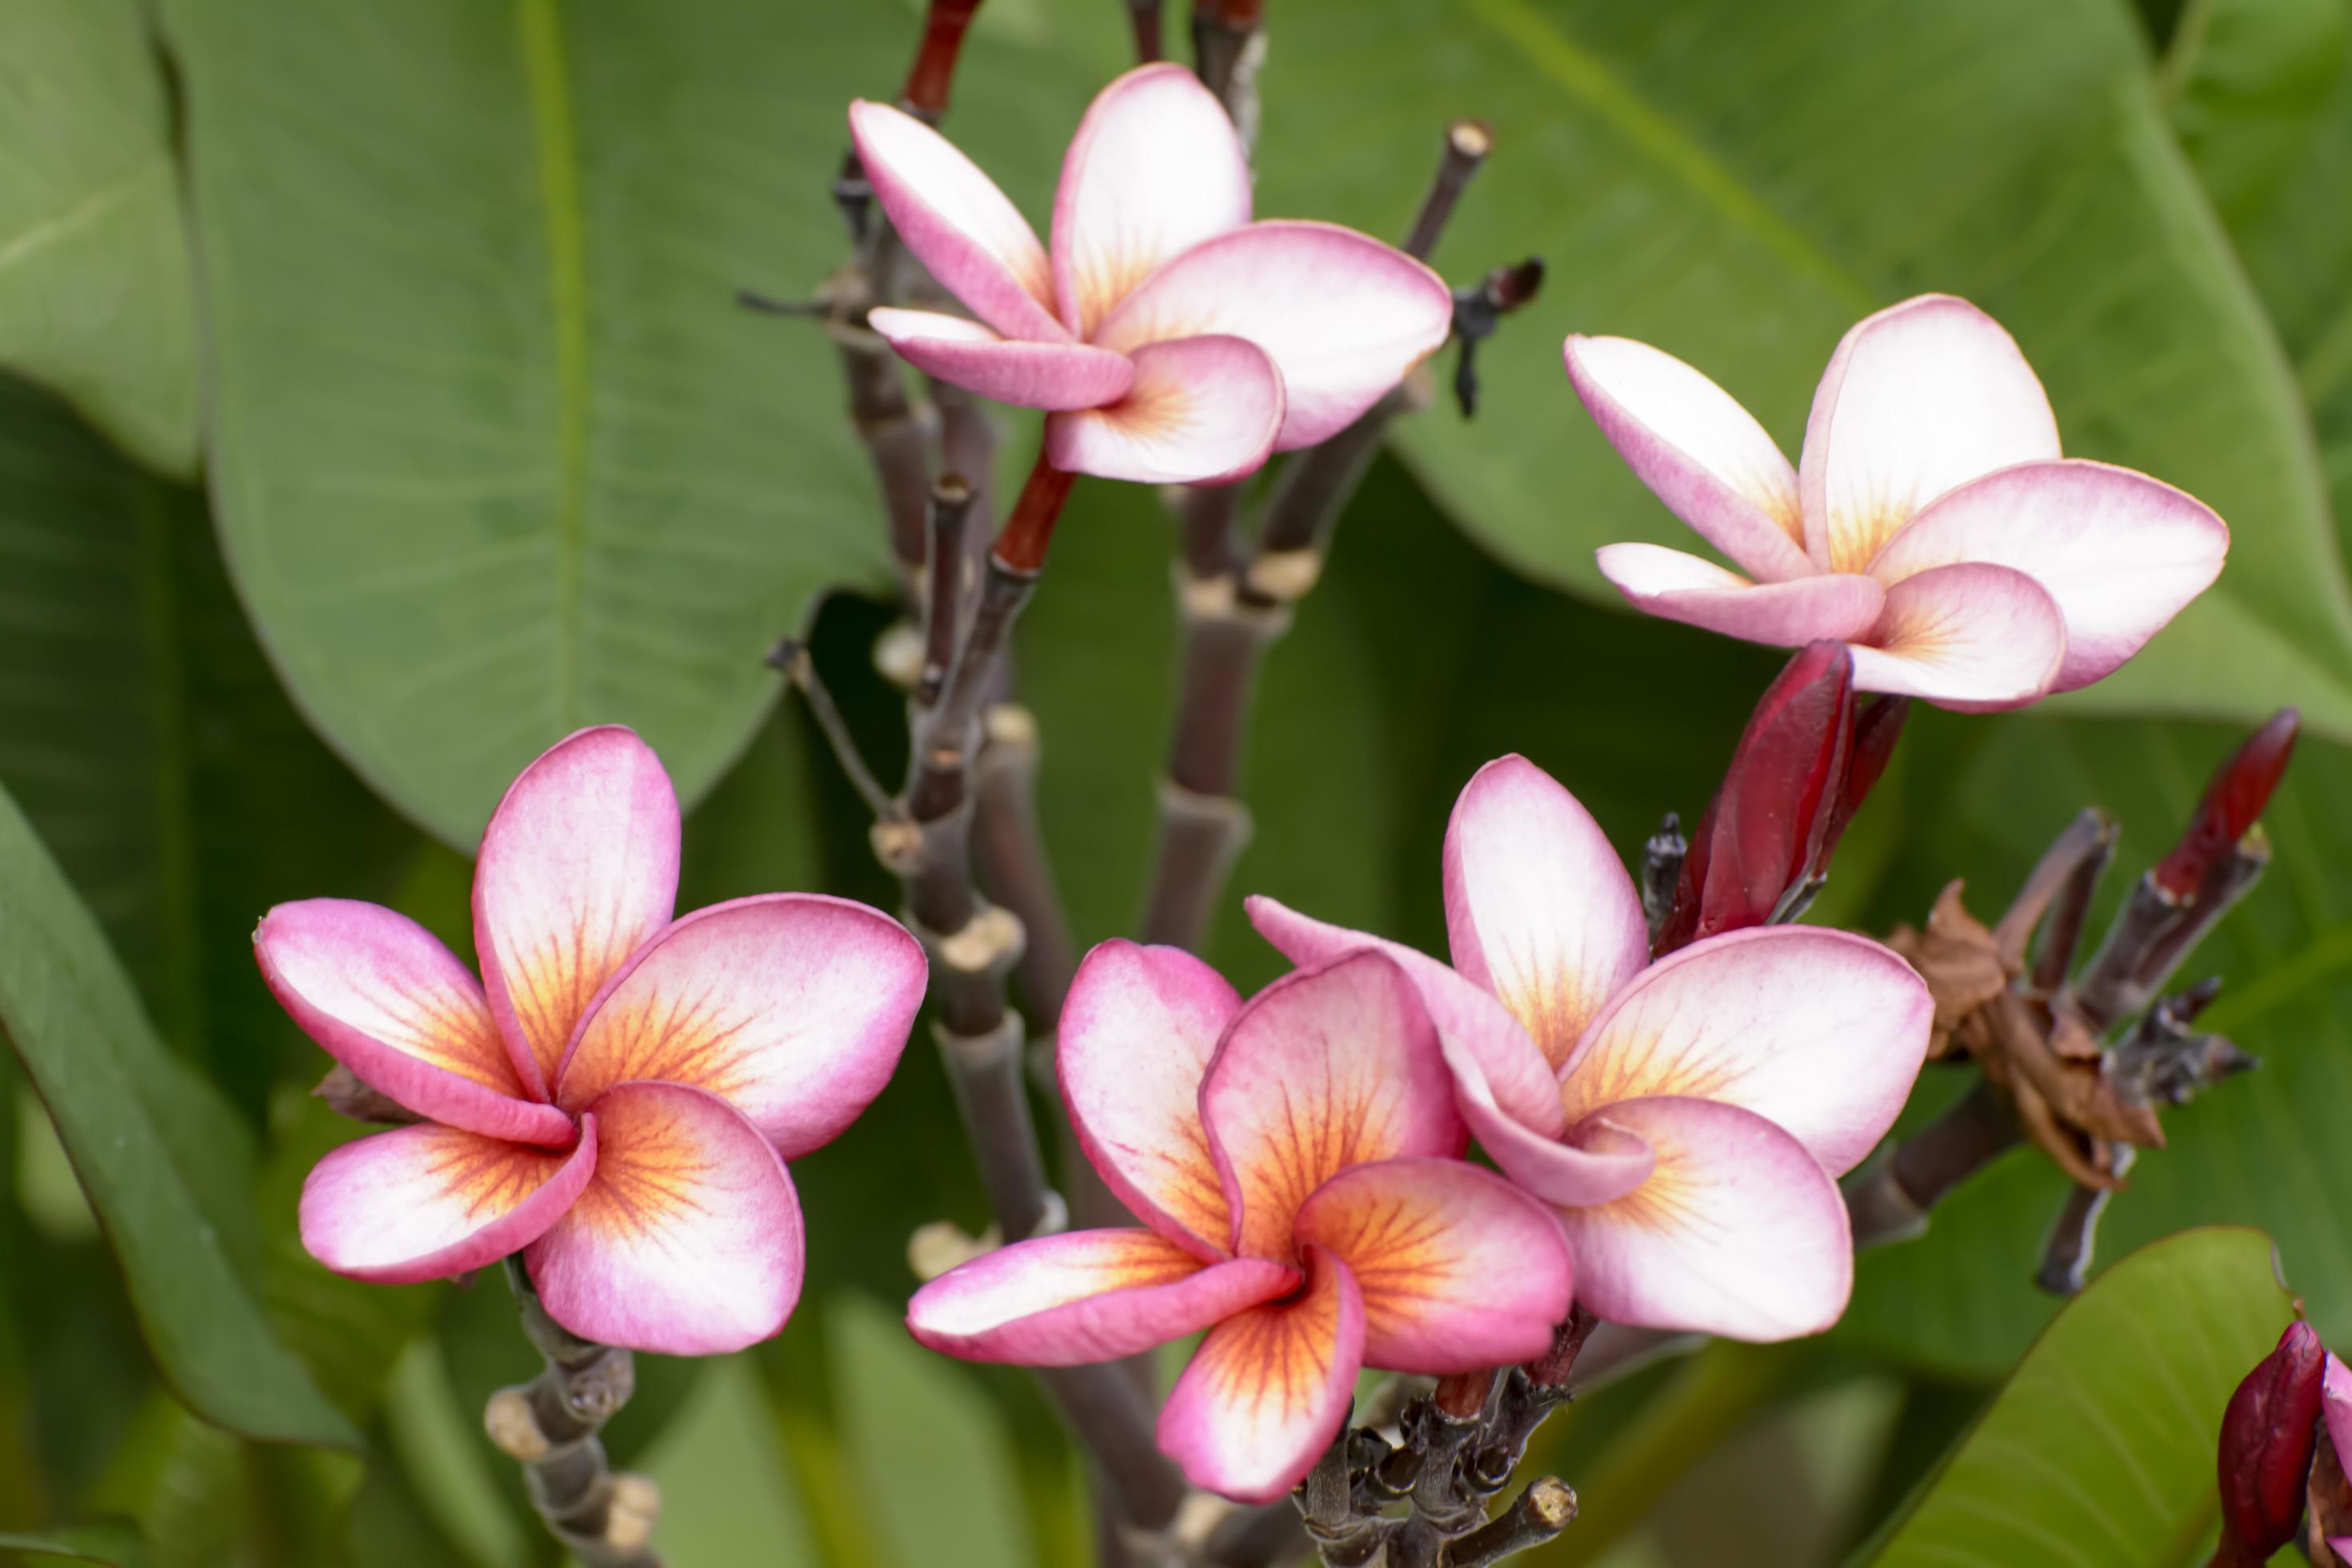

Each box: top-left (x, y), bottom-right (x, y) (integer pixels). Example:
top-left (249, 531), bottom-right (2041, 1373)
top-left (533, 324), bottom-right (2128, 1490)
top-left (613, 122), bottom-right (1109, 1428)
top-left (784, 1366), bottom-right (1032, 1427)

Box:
top-left (3, 0), bottom-right (2350, 1562)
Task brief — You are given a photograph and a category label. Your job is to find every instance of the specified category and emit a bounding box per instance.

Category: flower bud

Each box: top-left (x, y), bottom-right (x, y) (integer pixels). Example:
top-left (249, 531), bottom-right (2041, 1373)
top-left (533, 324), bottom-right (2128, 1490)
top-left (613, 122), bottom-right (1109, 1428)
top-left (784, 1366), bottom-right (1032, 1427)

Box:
top-left (2155, 708), bottom-right (2298, 900)
top-left (2216, 1320), bottom-right (2326, 1562)
top-left (1658, 642), bottom-right (1869, 952)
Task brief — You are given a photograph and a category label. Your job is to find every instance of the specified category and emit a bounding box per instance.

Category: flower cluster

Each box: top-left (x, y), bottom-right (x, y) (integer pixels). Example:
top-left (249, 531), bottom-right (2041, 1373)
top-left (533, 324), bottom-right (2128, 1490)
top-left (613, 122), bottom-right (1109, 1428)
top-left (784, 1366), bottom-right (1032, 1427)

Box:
top-left (910, 753), bottom-right (1933, 1498)
top-left (258, 727), bottom-right (927, 1354)
top-left (850, 64), bottom-right (1454, 486)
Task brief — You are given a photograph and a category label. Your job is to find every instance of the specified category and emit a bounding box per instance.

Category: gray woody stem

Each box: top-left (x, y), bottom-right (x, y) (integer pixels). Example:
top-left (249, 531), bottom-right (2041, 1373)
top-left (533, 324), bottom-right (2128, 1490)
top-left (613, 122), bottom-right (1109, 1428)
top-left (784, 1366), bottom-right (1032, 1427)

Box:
top-left (485, 1258), bottom-right (663, 1567)
top-left (786, 0), bottom-right (1184, 1536)
top-left (1137, 119), bottom-right (1495, 954)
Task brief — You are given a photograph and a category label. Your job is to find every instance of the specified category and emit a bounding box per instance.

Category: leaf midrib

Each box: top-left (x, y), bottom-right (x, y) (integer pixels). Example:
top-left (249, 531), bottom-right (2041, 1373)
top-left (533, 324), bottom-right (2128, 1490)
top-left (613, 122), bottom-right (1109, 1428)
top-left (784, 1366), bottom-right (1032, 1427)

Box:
top-left (516, 0), bottom-right (587, 734)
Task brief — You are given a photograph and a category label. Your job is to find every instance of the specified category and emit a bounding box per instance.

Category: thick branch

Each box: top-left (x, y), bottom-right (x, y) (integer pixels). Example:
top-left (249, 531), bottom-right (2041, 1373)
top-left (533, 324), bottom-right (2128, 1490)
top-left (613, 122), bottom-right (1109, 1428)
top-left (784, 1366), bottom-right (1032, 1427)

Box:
top-left (485, 1260), bottom-right (663, 1567)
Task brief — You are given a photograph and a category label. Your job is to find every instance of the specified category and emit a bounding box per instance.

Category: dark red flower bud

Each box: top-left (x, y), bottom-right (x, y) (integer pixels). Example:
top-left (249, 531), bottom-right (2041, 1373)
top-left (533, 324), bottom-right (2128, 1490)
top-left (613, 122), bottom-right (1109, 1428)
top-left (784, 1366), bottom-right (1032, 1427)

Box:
top-left (2156, 709), bottom-right (2298, 900)
top-left (2216, 1321), bottom-right (2326, 1563)
top-left (1656, 642), bottom-right (1856, 953)
top-left (1819, 695), bottom-right (1909, 860)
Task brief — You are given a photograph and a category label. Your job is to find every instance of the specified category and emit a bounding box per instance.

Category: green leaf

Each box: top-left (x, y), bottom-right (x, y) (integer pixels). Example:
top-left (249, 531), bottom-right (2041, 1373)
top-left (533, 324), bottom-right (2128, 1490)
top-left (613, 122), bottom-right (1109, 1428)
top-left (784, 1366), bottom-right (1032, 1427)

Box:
top-left (1862, 1227), bottom-right (2292, 1566)
top-left (1836, 714), bottom-right (2352, 1375)
top-left (633, 1358), bottom-right (819, 1568)
top-left (0, 0), bottom-right (196, 476)
top-left (0, 780), bottom-right (354, 1448)
top-left (152, 0), bottom-right (1100, 846)
top-left (1246, 0), bottom-right (2352, 737)
top-left (0, 373), bottom-right (419, 1118)
top-left (0, 1526), bottom-right (147, 1568)
top-left (2166, 0), bottom-right (2352, 545)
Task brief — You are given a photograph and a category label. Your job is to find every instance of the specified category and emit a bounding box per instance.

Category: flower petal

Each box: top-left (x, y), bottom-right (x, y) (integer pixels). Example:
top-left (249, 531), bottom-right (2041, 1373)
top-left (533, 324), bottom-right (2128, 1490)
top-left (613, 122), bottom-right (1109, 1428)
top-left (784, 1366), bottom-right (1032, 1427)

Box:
top-left (474, 726), bottom-right (681, 1098)
top-left (1555, 1096), bottom-right (1851, 1341)
top-left (256, 899), bottom-right (571, 1145)
top-left (1201, 950), bottom-right (1465, 1262)
top-left (554, 894), bottom-right (926, 1160)
top-left (2327, 1356), bottom-right (2352, 1489)
top-left (1044, 334), bottom-right (1282, 485)
top-left (1847, 561), bottom-right (2066, 710)
top-left (1050, 64), bottom-right (1251, 339)
top-left (1092, 221), bottom-right (1451, 449)
top-left (1798, 294), bottom-right (2061, 572)
top-left (1443, 754), bottom-right (1650, 1071)
top-left (1158, 1245), bottom-right (1364, 1505)
top-left (1058, 940), bottom-right (1241, 1259)
top-left (866, 309), bottom-right (1135, 411)
top-left (1243, 894), bottom-right (1565, 1138)
top-left (525, 1081), bottom-right (802, 1355)
top-left (1596, 543), bottom-right (1886, 646)
top-left (847, 99), bottom-right (1063, 342)
top-left (1560, 926), bottom-right (1931, 1177)
top-left (1866, 458), bottom-right (2228, 692)
top-left (907, 1229), bottom-right (1296, 1365)
top-left (1294, 1158), bottom-right (1571, 1375)
top-left (1563, 334), bottom-right (1812, 581)
top-left (299, 1120), bottom-right (594, 1285)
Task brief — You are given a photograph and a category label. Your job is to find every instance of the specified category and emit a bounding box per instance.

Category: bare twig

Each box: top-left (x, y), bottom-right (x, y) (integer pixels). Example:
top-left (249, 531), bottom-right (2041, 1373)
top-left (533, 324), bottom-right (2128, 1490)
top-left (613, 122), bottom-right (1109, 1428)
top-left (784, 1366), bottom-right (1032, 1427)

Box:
top-left (1192, 0), bottom-right (1266, 143)
top-left (1130, 0), bottom-right (1166, 62)
top-left (485, 1260), bottom-right (663, 1567)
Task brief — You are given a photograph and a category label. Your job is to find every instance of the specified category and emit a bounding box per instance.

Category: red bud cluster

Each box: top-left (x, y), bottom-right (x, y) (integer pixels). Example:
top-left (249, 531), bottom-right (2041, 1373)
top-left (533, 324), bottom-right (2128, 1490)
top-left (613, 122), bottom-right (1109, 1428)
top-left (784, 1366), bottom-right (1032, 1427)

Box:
top-left (2155, 708), bottom-right (2298, 900)
top-left (2214, 1322), bottom-right (2328, 1565)
top-left (1655, 642), bottom-right (1907, 955)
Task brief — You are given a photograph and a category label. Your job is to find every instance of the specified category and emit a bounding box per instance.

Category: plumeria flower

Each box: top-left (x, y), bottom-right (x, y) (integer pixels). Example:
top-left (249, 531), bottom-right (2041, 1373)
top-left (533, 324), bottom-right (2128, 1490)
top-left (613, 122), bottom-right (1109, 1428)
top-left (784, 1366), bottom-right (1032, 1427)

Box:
top-left (255, 727), bottom-right (926, 1355)
top-left (906, 942), bottom-right (1572, 1502)
top-left (849, 63), bottom-right (1453, 486)
top-left (1250, 754), bottom-right (1933, 1341)
top-left (1566, 294), bottom-right (2230, 710)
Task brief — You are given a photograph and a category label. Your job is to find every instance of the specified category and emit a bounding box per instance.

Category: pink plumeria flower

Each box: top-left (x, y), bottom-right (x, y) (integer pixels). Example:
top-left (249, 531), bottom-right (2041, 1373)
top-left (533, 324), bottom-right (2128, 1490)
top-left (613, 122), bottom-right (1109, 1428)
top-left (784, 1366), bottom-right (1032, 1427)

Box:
top-left (906, 942), bottom-right (1572, 1503)
top-left (1250, 754), bottom-right (1934, 1342)
top-left (849, 63), bottom-right (1453, 486)
top-left (255, 727), bottom-right (926, 1355)
top-left (1566, 294), bottom-right (2230, 710)
top-left (2327, 1354), bottom-right (2352, 1558)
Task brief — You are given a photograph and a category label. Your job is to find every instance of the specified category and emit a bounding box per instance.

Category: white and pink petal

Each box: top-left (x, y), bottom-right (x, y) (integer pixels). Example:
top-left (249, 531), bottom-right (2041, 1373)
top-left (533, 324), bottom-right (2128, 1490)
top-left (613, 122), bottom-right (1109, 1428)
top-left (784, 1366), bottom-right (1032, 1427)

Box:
top-left (1158, 1246), bottom-right (1365, 1505)
top-left (1596, 544), bottom-right (1886, 646)
top-left (1798, 294), bottom-right (2061, 573)
top-left (1294, 1158), bottom-right (1571, 1374)
top-left (525, 1081), bottom-right (802, 1356)
top-left (299, 1121), bottom-right (595, 1285)
top-left (1866, 458), bottom-right (2226, 693)
top-left (256, 898), bottom-right (572, 1146)
top-left (906, 1229), bottom-right (1295, 1365)
top-left (1050, 64), bottom-right (1252, 338)
top-left (1442, 754), bottom-right (1650, 1071)
top-left (1564, 334), bottom-right (1813, 582)
top-left (1846, 561), bottom-right (2066, 710)
top-left (866, 309), bottom-right (1134, 410)
top-left (847, 100), bottom-right (1064, 343)
top-left (1058, 940), bottom-right (1241, 1258)
top-left (1091, 222), bottom-right (1450, 450)
top-left (474, 726), bottom-right (681, 1096)
top-left (1043, 334), bottom-right (1284, 486)
top-left (1553, 1096), bottom-right (1853, 1342)
top-left (554, 894), bottom-right (925, 1161)
top-left (1559, 926), bottom-right (1930, 1178)
top-left (1201, 950), bottom-right (1464, 1262)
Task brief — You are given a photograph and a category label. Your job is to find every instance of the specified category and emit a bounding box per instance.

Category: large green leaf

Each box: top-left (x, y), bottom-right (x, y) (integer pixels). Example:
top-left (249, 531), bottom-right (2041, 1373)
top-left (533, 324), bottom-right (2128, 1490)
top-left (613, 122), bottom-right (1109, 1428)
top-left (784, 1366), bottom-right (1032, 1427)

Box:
top-left (0, 1528), bottom-right (147, 1568)
top-left (1242, 0), bottom-right (2352, 737)
top-left (1864, 1227), bottom-right (2292, 1566)
top-left (0, 373), bottom-right (418, 1117)
top-left (154, 0), bottom-right (1102, 846)
top-left (0, 0), bottom-right (196, 476)
top-left (1836, 712), bottom-right (2352, 1374)
top-left (0, 783), bottom-right (352, 1448)
top-left (2166, 0), bottom-right (2352, 538)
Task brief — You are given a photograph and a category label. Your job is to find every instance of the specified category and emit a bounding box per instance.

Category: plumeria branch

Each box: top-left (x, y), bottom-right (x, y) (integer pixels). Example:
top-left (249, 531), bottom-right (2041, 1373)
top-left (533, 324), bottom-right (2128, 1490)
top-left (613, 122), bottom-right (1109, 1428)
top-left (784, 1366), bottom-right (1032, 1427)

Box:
top-left (1138, 118), bottom-right (1538, 954)
top-left (483, 1259), bottom-right (663, 1568)
top-left (762, 0), bottom-right (1186, 1538)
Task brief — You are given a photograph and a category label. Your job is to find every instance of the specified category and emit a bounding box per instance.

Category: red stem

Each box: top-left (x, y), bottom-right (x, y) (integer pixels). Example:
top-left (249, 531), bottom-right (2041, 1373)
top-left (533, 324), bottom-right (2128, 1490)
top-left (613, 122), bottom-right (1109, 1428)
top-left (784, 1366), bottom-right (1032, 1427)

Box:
top-left (994, 454), bottom-right (1077, 572)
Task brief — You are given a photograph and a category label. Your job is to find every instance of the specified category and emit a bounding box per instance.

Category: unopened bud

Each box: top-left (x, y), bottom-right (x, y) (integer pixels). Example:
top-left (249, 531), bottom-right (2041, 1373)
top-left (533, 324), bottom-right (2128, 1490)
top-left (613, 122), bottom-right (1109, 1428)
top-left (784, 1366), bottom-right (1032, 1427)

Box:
top-left (2156, 708), bottom-right (2298, 899)
top-left (2217, 1321), bottom-right (2326, 1562)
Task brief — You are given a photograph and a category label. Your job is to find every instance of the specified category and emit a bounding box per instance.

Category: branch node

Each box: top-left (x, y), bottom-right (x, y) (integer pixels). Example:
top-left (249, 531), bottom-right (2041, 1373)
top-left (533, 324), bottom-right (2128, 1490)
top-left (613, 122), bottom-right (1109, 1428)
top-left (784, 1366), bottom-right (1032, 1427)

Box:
top-left (1241, 547), bottom-right (1326, 606)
